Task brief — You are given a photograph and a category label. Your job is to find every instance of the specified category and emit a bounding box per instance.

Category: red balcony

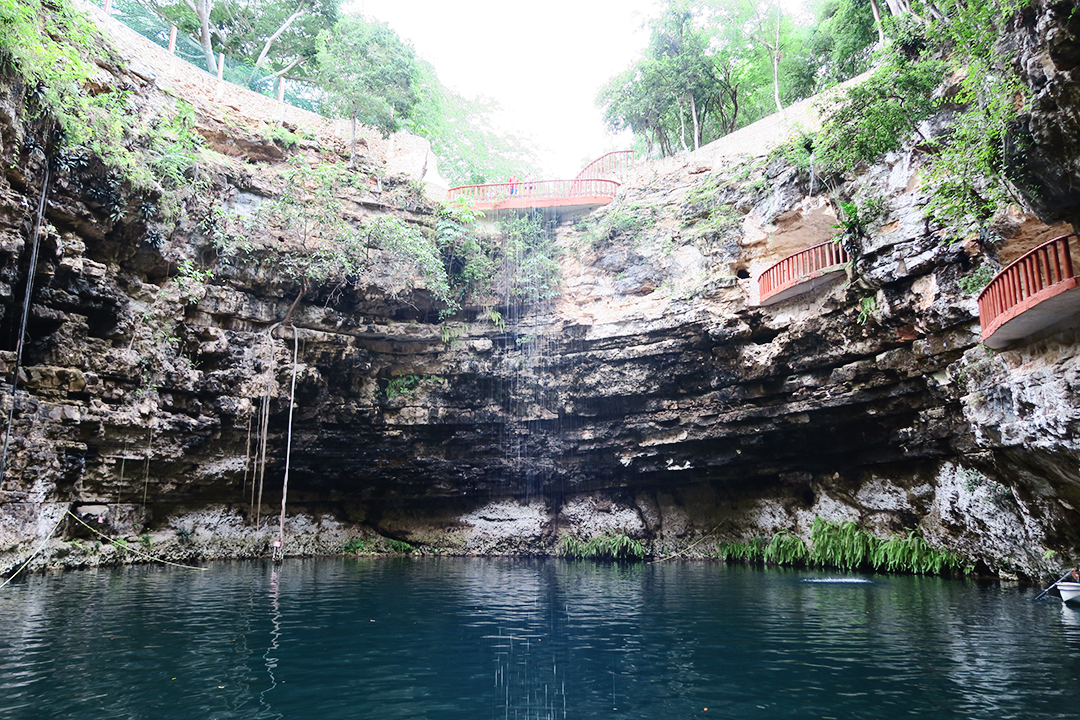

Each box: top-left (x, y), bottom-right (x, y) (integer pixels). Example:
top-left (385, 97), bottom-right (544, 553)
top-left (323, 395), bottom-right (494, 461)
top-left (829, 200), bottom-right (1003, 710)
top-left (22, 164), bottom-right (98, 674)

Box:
top-left (447, 178), bottom-right (621, 212)
top-left (757, 241), bottom-right (851, 306)
top-left (978, 233), bottom-right (1080, 349)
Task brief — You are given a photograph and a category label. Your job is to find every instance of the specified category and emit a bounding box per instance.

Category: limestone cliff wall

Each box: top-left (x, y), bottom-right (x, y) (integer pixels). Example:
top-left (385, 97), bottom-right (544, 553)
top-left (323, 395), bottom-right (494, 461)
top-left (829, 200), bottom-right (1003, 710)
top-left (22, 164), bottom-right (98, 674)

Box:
top-left (2, 0), bottom-right (1080, 581)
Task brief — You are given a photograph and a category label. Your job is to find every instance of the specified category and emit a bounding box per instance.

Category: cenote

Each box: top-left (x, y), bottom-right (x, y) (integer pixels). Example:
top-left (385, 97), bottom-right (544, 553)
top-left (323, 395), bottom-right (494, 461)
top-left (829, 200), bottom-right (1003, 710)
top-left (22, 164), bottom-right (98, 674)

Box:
top-left (2, 558), bottom-right (1079, 720)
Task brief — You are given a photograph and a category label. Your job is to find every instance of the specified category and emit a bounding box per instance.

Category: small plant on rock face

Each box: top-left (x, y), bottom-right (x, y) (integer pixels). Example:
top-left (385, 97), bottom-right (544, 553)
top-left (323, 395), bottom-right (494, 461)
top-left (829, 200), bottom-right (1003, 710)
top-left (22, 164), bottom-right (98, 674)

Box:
top-left (265, 125), bottom-right (301, 149)
top-left (484, 307), bottom-right (506, 332)
top-left (383, 374), bottom-right (422, 399)
top-left (856, 295), bottom-right (877, 325)
top-left (958, 265), bottom-right (996, 294)
top-left (173, 260), bottom-right (213, 305)
top-left (961, 468), bottom-right (987, 492)
top-left (833, 201), bottom-right (870, 249)
top-left (342, 537), bottom-right (369, 554)
top-left (386, 539), bottom-right (413, 554)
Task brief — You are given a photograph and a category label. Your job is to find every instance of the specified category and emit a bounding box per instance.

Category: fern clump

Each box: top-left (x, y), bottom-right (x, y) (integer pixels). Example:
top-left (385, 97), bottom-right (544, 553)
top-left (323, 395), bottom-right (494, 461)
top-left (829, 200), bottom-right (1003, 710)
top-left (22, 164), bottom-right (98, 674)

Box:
top-left (557, 533), bottom-right (646, 561)
top-left (719, 518), bottom-right (972, 576)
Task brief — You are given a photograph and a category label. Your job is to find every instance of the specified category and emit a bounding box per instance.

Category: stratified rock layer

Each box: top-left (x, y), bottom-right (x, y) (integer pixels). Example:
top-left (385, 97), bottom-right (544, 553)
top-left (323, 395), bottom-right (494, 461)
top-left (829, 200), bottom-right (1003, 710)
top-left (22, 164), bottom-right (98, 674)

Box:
top-left (2, 0), bottom-right (1080, 580)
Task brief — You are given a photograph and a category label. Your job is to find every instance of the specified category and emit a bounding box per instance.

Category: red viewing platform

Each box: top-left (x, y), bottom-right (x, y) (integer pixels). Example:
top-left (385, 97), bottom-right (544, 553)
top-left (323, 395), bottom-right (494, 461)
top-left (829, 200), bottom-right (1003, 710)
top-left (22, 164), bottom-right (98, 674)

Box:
top-left (978, 233), bottom-right (1080, 349)
top-left (758, 241), bottom-right (851, 306)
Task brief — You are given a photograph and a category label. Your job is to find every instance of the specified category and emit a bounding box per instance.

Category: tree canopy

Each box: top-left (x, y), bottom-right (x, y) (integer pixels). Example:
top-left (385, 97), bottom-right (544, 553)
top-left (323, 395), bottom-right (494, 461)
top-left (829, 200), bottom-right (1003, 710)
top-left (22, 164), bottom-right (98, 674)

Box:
top-left (598, 0), bottom-right (905, 158)
top-left (316, 14), bottom-right (419, 151)
top-left (142, 0), bottom-right (540, 183)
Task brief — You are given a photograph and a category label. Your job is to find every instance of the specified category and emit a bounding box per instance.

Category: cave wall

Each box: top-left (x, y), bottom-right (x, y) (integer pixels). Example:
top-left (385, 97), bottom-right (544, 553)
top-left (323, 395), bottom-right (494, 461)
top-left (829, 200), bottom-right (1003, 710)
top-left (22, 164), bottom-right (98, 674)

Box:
top-left (2, 0), bottom-right (1080, 580)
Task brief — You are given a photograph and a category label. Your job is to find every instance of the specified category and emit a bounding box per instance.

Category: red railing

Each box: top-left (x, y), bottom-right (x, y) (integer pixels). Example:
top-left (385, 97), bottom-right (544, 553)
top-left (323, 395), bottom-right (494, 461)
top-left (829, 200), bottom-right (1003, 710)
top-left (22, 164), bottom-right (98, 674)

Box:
top-left (758, 241), bottom-right (851, 304)
top-left (447, 178), bottom-right (620, 205)
top-left (574, 151), bottom-right (635, 181)
top-left (978, 233), bottom-right (1080, 343)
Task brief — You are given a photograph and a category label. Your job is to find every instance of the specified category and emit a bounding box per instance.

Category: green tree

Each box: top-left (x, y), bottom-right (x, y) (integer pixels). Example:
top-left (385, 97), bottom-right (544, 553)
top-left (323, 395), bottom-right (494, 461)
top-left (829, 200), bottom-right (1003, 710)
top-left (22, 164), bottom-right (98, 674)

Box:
top-left (212, 0), bottom-right (338, 81)
top-left (140, 0), bottom-right (218, 73)
top-left (142, 0), bottom-right (336, 78)
top-left (316, 15), bottom-right (419, 162)
top-left (598, 0), bottom-right (766, 157)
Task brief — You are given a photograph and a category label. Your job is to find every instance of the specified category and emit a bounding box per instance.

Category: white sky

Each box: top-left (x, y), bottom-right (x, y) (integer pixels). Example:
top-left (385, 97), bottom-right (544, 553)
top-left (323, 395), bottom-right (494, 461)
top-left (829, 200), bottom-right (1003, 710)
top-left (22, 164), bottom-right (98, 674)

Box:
top-left (347, 0), bottom-right (660, 179)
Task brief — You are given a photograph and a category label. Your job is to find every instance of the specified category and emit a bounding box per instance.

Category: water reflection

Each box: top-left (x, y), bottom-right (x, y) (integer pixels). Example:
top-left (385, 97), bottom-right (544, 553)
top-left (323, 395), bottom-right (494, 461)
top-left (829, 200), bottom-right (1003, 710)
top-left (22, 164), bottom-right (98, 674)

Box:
top-left (1, 559), bottom-right (1079, 719)
top-left (258, 568), bottom-right (283, 718)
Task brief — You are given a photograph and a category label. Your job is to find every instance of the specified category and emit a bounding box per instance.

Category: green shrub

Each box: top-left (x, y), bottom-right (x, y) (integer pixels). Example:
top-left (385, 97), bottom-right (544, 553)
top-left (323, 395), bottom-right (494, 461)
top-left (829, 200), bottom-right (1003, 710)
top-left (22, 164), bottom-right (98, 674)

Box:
top-left (382, 374), bottom-right (422, 399)
top-left (342, 537), bottom-right (369, 554)
top-left (557, 533), bottom-right (646, 561)
top-left (958, 265), bottom-right (996, 294)
top-left (763, 530), bottom-right (810, 566)
top-left (718, 537), bottom-right (767, 562)
top-left (386, 539), bottom-right (413, 554)
top-left (809, 518), bottom-right (872, 571)
top-left (725, 518), bottom-right (973, 576)
top-left (816, 53), bottom-right (943, 173)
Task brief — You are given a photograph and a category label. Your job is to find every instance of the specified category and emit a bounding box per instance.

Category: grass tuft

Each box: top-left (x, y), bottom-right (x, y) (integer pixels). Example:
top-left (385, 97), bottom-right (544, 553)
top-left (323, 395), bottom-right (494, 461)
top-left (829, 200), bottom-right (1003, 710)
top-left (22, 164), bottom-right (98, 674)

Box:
top-left (557, 533), bottom-right (646, 561)
top-left (719, 517), bottom-right (973, 576)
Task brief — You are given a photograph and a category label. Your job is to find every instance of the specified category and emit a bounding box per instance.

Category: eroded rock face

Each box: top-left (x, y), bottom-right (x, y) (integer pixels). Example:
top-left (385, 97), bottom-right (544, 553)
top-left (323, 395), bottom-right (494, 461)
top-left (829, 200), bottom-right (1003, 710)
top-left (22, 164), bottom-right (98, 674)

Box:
top-left (1007, 0), bottom-right (1080, 224)
top-left (2, 0), bottom-right (1080, 581)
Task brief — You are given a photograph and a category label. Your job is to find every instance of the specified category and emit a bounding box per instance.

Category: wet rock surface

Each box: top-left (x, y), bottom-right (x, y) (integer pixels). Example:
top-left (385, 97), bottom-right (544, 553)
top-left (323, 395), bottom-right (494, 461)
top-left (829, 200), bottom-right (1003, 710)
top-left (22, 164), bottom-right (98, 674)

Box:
top-left (3, 1), bottom-right (1080, 581)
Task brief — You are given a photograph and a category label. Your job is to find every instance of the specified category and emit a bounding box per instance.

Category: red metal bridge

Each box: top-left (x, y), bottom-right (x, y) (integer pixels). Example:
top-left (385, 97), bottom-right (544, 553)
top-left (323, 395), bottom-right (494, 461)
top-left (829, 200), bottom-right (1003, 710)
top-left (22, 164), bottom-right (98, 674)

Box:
top-left (978, 233), bottom-right (1080, 349)
top-left (447, 151), bottom-right (633, 213)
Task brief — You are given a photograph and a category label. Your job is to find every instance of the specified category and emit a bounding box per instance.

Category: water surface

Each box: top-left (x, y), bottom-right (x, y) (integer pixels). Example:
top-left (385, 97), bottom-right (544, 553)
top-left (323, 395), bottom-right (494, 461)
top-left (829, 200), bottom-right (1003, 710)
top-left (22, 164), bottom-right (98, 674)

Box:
top-left (1, 558), bottom-right (1078, 719)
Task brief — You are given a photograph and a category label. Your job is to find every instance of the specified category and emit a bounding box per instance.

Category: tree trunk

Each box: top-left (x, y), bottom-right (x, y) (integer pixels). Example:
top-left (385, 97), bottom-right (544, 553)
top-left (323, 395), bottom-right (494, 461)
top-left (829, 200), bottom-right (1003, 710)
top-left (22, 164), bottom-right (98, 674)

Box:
top-left (721, 83), bottom-right (740, 134)
top-left (183, 0), bottom-right (218, 74)
top-left (350, 115), bottom-right (357, 168)
top-left (678, 99), bottom-right (690, 153)
top-left (869, 0), bottom-right (887, 47)
top-left (689, 92), bottom-right (700, 150)
top-left (254, 3), bottom-right (307, 69)
top-left (773, 3), bottom-right (784, 113)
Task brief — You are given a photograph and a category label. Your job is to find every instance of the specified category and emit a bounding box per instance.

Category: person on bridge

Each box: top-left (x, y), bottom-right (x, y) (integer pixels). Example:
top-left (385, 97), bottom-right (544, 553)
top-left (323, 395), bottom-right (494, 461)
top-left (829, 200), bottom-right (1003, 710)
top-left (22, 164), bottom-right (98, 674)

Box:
top-left (508, 174), bottom-right (519, 195)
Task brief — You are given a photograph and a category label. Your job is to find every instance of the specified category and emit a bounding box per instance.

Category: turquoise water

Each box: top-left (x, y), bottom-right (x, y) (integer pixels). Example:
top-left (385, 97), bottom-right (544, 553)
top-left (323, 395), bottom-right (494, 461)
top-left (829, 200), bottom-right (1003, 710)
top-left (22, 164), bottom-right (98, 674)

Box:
top-left (1, 558), bottom-right (1079, 719)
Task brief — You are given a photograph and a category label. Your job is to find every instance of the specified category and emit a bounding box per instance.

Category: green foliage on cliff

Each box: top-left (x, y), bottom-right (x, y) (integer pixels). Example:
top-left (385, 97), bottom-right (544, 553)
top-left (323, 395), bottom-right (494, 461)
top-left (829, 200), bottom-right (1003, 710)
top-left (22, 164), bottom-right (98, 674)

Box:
top-left (958, 264), bottom-right (996, 294)
top-left (919, 0), bottom-right (1029, 241)
top-left (436, 209), bottom-right (560, 312)
top-left (498, 214), bottom-right (561, 304)
top-left (813, 0), bottom-right (1029, 240)
top-left (815, 50), bottom-right (943, 172)
top-left (1, 0), bottom-right (206, 228)
top-left (557, 533), bottom-right (646, 561)
top-left (0, 0), bottom-right (100, 129)
top-left (213, 156), bottom-right (451, 311)
top-left (718, 517), bottom-right (972, 575)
